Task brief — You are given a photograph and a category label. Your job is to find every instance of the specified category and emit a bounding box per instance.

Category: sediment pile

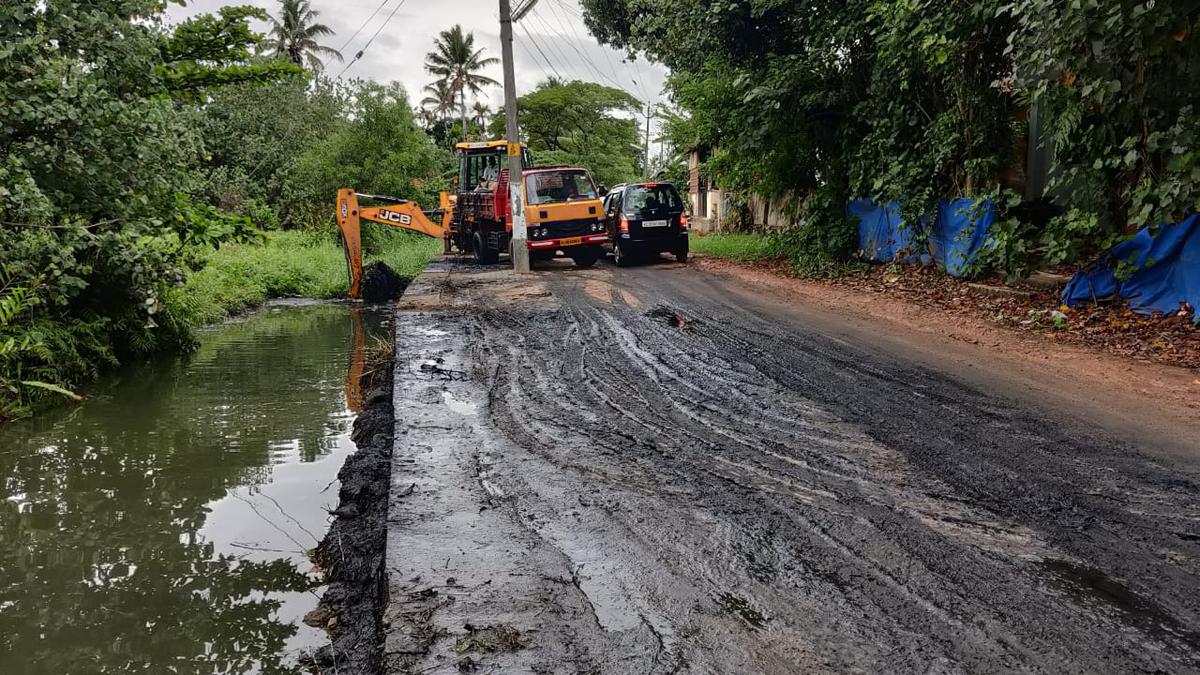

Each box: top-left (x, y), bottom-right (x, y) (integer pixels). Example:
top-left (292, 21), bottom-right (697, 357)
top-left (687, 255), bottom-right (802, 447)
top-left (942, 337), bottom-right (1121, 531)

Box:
top-left (305, 361), bottom-right (394, 674)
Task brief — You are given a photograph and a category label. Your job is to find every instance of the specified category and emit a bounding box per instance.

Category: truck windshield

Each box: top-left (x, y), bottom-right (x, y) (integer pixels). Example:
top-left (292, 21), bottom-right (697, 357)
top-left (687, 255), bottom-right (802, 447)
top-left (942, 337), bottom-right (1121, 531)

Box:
top-left (623, 184), bottom-right (682, 212)
top-left (525, 171), bottom-right (597, 205)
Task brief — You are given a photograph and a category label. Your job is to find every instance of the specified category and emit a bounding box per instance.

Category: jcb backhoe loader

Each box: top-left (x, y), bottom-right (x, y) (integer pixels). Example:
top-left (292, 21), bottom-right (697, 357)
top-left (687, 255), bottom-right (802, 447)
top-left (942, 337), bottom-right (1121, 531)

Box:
top-left (336, 141), bottom-right (609, 298)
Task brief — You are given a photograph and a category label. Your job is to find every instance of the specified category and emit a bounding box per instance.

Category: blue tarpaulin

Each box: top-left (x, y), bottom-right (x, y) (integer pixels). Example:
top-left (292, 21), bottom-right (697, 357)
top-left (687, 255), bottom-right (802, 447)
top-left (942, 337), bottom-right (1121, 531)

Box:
top-left (930, 198), bottom-right (996, 277)
top-left (853, 198), bottom-right (995, 277)
top-left (1062, 215), bottom-right (1200, 323)
top-left (852, 199), bottom-right (914, 263)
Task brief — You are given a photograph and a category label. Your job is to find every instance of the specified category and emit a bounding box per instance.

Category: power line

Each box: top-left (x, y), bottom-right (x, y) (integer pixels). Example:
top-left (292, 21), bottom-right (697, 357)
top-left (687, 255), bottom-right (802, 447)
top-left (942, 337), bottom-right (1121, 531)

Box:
top-left (530, 7), bottom-right (622, 93)
top-left (522, 13), bottom-right (578, 83)
top-left (545, 0), bottom-right (622, 85)
top-left (516, 32), bottom-right (558, 83)
top-left (526, 7), bottom-right (646, 105)
top-left (336, 0), bottom-right (408, 80)
top-left (333, 0), bottom-right (391, 55)
top-left (516, 20), bottom-right (564, 81)
top-left (548, 0), bottom-right (650, 101)
top-left (529, 2), bottom-right (652, 105)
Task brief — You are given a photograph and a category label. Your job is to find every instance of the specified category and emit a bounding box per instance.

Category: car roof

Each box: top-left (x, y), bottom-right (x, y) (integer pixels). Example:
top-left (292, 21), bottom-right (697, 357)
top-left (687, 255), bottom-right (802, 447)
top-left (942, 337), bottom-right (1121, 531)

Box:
top-left (525, 166), bottom-right (588, 174)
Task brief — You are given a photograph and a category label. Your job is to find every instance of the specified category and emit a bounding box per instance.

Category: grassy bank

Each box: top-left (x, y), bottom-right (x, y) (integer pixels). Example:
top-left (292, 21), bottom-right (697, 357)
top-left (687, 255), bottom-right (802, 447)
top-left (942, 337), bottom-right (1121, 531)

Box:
top-left (689, 233), bottom-right (780, 261)
top-left (171, 227), bottom-right (442, 325)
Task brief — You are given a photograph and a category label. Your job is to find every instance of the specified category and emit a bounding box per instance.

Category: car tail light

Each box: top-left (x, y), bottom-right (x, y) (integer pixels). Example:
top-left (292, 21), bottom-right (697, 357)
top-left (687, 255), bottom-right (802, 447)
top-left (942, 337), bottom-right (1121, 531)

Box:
top-left (618, 218), bottom-right (630, 233)
top-left (680, 214), bottom-right (689, 231)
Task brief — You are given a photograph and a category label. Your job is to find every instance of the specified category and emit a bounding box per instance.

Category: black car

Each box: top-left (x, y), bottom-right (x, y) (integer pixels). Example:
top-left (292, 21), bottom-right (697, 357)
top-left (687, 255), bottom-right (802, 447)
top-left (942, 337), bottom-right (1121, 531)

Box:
top-left (600, 182), bottom-right (689, 266)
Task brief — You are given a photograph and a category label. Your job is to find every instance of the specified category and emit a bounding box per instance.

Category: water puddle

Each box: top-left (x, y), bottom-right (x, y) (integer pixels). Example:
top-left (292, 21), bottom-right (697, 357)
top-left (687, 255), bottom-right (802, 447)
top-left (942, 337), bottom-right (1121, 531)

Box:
top-left (442, 391), bottom-right (479, 415)
top-left (1041, 559), bottom-right (1200, 651)
top-left (0, 304), bottom-right (390, 673)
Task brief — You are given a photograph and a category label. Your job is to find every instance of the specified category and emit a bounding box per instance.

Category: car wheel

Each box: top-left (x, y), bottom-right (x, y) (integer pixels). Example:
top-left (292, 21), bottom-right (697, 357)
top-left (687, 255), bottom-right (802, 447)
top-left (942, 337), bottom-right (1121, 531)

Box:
top-left (676, 249), bottom-right (688, 263)
top-left (614, 239), bottom-right (632, 268)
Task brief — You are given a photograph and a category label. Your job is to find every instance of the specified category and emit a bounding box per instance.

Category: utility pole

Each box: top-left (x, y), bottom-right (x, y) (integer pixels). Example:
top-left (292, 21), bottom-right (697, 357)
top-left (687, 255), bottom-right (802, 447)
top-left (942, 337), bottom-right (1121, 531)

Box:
top-left (500, 0), bottom-right (534, 273)
top-left (643, 104), bottom-right (652, 180)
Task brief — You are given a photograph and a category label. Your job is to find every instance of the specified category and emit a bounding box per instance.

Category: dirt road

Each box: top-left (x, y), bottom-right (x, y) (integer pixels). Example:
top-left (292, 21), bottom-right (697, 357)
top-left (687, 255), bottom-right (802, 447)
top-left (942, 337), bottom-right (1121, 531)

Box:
top-left (381, 258), bottom-right (1200, 674)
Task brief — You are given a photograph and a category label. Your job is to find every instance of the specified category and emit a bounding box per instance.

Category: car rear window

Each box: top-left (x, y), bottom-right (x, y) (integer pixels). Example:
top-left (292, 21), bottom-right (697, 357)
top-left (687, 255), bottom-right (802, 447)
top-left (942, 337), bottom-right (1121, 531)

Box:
top-left (525, 171), bottom-right (597, 205)
top-left (623, 184), bottom-right (682, 212)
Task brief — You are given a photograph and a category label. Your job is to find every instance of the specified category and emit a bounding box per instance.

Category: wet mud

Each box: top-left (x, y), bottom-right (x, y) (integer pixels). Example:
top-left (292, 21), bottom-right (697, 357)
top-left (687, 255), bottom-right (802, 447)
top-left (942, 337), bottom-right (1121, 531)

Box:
top-left (305, 365), bottom-right (395, 674)
top-left (383, 258), bottom-right (1200, 674)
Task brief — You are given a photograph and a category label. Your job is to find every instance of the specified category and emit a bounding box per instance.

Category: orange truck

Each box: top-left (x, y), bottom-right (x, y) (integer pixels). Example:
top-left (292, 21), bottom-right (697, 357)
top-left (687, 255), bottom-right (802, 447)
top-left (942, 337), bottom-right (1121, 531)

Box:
top-left (336, 141), bottom-right (609, 298)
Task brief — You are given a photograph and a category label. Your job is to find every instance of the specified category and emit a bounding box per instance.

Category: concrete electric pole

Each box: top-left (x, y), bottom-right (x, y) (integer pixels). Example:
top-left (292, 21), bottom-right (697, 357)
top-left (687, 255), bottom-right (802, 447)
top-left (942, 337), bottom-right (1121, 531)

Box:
top-left (500, 0), bottom-right (536, 274)
top-left (644, 104), bottom-right (652, 180)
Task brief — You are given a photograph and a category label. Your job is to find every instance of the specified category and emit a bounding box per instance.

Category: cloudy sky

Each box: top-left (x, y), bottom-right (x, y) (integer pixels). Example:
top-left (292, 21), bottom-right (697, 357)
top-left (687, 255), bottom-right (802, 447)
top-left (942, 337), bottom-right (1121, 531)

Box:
top-left (168, 0), bottom-right (669, 116)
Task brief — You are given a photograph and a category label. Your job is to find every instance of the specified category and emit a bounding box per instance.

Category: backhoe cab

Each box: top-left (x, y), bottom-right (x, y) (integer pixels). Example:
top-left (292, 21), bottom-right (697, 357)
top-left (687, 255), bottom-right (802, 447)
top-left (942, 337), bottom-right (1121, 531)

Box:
top-left (336, 140), bottom-right (608, 299)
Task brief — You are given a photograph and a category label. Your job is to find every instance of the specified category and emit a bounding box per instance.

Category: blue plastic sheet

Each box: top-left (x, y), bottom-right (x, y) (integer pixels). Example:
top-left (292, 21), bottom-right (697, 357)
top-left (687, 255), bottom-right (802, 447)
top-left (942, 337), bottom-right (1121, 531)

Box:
top-left (852, 198), bottom-right (995, 277)
top-left (852, 199), bottom-right (914, 263)
top-left (930, 198), bottom-right (996, 277)
top-left (1062, 215), bottom-right (1200, 323)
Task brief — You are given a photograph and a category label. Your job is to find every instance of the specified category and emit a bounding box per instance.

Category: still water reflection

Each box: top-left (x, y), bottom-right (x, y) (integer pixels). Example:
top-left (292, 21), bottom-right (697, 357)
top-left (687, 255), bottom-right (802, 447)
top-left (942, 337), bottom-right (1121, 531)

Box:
top-left (0, 303), bottom-right (387, 674)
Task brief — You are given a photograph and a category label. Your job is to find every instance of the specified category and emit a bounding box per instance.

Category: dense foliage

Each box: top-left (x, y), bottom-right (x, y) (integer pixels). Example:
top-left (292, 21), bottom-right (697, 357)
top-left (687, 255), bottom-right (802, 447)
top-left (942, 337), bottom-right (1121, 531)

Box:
top-left (0, 3), bottom-right (449, 418)
top-left (0, 1), bottom-right (295, 416)
top-left (494, 78), bottom-right (643, 187)
top-left (582, 0), bottom-right (1199, 277)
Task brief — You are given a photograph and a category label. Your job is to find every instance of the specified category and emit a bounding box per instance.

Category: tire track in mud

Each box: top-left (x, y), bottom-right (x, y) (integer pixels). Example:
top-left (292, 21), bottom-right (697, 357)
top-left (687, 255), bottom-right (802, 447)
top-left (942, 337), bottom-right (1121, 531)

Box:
top-left (448, 262), bottom-right (1200, 673)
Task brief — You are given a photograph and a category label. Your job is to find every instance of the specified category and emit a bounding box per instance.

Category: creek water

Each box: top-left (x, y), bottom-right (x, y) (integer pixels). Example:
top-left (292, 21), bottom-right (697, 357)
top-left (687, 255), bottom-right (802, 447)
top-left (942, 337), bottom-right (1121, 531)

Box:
top-left (0, 302), bottom-right (390, 674)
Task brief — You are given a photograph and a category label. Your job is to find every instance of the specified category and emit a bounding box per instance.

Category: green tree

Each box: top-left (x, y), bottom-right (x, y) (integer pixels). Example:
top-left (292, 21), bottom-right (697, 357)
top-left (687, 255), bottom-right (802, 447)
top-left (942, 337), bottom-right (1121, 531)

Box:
top-left (198, 76), bottom-right (350, 228)
top-left (264, 0), bottom-right (343, 71)
top-left (495, 79), bottom-right (642, 187)
top-left (420, 80), bottom-right (456, 122)
top-left (472, 101), bottom-right (493, 137)
top-left (583, 0), bottom-right (1200, 278)
top-left (424, 25), bottom-right (501, 141)
top-left (0, 1), bottom-right (295, 414)
top-left (1001, 0), bottom-right (1200, 270)
top-left (290, 82), bottom-right (453, 221)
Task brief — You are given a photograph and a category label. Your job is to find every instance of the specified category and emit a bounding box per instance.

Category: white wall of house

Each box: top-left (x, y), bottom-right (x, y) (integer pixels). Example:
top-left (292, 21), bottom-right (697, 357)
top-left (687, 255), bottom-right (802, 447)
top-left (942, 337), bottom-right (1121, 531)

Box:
top-left (688, 149), bottom-right (794, 232)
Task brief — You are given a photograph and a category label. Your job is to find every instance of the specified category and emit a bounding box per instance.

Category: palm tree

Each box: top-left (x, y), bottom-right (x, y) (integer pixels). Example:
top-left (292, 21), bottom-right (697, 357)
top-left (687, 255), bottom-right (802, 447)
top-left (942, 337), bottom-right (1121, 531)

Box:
top-left (420, 81), bottom-right (455, 122)
top-left (424, 25), bottom-right (500, 141)
top-left (471, 101), bottom-right (492, 134)
top-left (265, 0), bottom-right (343, 71)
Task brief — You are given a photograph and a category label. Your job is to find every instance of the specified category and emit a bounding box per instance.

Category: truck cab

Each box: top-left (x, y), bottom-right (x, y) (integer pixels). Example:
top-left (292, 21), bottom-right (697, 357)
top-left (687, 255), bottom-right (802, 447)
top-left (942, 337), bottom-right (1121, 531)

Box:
top-left (451, 142), bottom-right (608, 268)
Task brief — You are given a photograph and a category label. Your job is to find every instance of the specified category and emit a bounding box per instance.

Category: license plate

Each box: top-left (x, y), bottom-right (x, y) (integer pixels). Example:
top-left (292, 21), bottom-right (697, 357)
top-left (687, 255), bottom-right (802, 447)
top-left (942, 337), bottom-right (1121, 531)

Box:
top-left (558, 237), bottom-right (583, 246)
top-left (643, 219), bottom-right (669, 228)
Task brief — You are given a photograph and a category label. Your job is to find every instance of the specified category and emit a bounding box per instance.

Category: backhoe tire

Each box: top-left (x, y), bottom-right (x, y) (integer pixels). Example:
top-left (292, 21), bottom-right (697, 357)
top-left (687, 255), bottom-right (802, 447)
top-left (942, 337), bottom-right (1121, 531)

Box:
top-left (473, 231), bottom-right (498, 265)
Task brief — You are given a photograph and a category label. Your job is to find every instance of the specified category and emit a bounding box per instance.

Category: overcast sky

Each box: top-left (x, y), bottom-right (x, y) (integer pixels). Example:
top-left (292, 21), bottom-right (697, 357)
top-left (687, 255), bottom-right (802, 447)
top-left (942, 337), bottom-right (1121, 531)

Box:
top-left (168, 0), bottom-right (669, 117)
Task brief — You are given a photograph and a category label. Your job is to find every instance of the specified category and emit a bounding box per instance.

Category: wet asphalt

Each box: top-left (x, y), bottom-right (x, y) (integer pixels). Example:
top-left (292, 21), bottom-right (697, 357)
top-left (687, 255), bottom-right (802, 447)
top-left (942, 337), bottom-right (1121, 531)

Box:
top-left (384, 257), bottom-right (1200, 674)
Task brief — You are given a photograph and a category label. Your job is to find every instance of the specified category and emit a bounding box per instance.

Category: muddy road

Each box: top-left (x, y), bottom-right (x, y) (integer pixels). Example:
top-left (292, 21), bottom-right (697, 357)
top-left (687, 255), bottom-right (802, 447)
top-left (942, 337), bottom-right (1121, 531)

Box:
top-left (382, 258), bottom-right (1200, 674)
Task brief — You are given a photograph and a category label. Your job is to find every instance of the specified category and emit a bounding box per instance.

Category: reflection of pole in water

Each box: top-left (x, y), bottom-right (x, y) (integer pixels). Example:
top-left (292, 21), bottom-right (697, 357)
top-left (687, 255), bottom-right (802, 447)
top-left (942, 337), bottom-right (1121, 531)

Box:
top-left (346, 308), bottom-right (366, 413)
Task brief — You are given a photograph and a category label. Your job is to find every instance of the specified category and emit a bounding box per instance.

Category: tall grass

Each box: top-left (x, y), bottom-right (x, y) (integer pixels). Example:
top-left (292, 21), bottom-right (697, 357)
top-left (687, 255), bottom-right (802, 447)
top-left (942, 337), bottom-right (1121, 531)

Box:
top-left (171, 227), bottom-right (441, 325)
top-left (689, 233), bottom-right (780, 261)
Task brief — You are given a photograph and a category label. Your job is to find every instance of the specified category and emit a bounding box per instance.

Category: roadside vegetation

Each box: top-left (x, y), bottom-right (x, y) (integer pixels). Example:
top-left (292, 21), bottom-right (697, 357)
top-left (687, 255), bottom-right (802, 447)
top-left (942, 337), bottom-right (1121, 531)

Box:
top-left (0, 2), bottom-right (456, 419)
top-left (688, 233), bottom-right (780, 263)
top-left (172, 229), bottom-right (441, 326)
top-left (583, 1), bottom-right (1199, 280)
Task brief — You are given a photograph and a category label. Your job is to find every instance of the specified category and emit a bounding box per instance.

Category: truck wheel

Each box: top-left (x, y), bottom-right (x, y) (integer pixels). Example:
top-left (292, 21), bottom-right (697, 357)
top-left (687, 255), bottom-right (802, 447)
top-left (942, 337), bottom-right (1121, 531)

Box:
top-left (473, 231), bottom-right (498, 265)
top-left (572, 247), bottom-right (600, 268)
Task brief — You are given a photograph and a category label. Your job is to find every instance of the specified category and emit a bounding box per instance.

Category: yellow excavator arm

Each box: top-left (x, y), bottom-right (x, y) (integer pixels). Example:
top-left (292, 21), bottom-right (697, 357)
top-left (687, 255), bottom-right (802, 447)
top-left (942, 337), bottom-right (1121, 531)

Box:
top-left (336, 189), bottom-right (453, 299)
